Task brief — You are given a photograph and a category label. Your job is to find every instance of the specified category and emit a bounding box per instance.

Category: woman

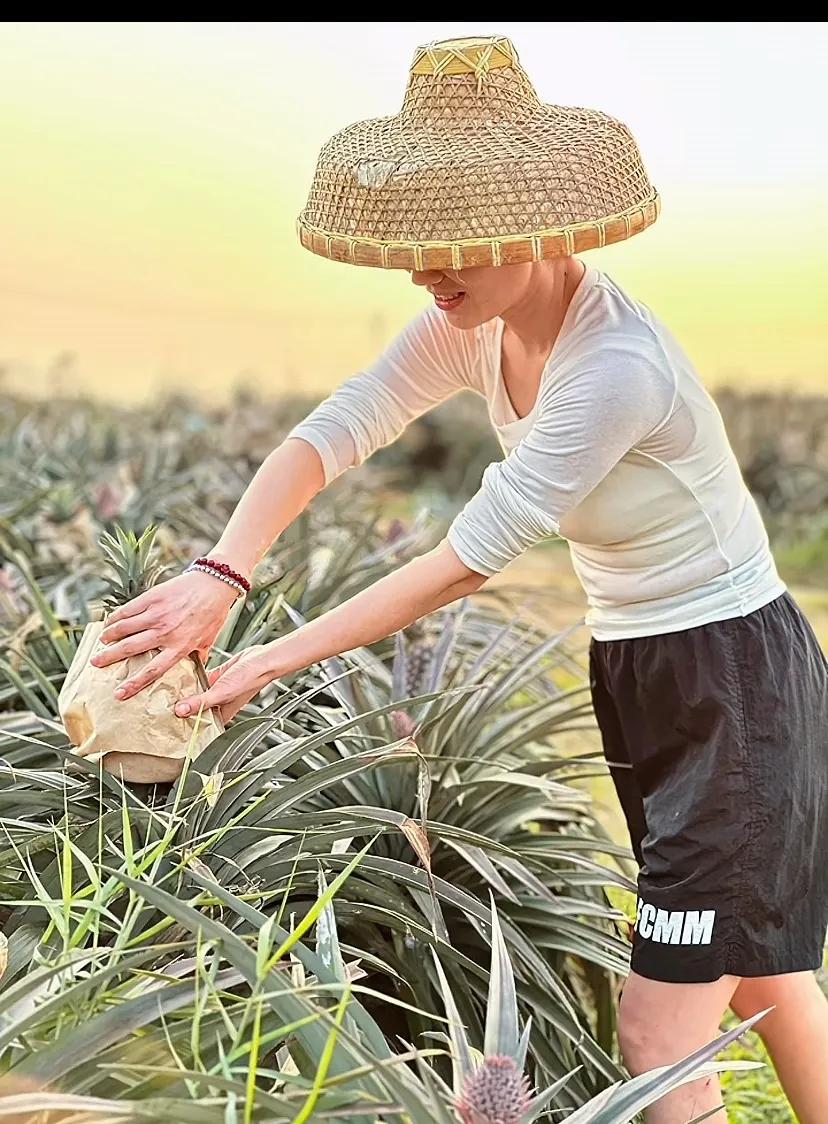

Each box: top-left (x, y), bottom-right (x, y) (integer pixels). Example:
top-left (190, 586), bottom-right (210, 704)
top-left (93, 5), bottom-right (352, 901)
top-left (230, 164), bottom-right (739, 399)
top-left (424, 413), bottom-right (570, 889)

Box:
top-left (91, 36), bottom-right (828, 1122)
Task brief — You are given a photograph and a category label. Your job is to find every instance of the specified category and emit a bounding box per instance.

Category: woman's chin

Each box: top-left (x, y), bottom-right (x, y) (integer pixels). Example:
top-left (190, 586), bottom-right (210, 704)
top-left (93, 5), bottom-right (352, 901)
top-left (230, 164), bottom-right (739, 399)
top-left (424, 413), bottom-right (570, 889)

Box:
top-left (436, 304), bottom-right (481, 331)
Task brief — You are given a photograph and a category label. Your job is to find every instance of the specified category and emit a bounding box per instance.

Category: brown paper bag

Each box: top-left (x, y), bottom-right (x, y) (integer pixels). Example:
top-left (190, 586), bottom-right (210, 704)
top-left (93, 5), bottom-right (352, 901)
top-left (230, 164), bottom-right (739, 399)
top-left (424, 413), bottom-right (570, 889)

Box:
top-left (58, 621), bottom-right (223, 783)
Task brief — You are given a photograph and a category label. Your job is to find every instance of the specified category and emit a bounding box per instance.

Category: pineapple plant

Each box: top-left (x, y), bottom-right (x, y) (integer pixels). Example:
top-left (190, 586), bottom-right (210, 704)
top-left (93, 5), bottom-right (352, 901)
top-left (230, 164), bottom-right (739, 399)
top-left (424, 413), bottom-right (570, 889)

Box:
top-left (58, 524), bottom-right (223, 783)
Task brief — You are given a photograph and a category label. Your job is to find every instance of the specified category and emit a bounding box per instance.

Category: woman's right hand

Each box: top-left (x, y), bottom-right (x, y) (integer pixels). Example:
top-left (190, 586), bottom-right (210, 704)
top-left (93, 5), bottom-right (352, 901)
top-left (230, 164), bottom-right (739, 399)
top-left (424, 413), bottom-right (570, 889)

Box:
top-left (90, 567), bottom-right (244, 701)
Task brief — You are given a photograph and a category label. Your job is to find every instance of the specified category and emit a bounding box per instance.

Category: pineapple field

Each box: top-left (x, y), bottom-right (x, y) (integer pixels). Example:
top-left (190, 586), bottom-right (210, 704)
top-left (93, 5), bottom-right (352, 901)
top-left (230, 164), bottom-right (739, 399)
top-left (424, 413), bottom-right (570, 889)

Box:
top-left (0, 388), bottom-right (816, 1122)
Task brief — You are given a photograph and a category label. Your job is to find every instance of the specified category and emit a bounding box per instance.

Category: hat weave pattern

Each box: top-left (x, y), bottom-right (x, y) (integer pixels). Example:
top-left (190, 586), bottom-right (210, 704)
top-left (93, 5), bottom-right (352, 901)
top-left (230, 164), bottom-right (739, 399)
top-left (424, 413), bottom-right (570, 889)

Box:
top-left (298, 36), bottom-right (659, 270)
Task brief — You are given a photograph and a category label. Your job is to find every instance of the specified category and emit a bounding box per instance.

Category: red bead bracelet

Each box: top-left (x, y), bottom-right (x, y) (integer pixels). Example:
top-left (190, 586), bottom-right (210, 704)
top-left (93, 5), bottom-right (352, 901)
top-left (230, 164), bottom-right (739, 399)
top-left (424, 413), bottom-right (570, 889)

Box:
top-left (189, 556), bottom-right (251, 595)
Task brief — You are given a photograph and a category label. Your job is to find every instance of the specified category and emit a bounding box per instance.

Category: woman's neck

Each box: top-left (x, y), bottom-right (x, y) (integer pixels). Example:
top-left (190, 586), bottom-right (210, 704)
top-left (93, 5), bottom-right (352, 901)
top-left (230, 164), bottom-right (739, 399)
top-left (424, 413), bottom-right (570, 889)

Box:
top-left (500, 257), bottom-right (586, 353)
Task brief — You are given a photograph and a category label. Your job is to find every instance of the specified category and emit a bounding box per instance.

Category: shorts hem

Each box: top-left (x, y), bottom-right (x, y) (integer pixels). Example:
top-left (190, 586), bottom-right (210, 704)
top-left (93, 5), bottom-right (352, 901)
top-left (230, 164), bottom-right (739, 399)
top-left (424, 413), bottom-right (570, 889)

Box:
top-left (630, 950), bottom-right (823, 984)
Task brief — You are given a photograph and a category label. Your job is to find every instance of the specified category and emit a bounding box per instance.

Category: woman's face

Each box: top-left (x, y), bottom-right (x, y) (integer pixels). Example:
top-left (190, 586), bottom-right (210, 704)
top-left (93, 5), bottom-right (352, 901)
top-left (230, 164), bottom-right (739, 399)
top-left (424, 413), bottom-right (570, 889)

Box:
top-left (410, 263), bottom-right (534, 330)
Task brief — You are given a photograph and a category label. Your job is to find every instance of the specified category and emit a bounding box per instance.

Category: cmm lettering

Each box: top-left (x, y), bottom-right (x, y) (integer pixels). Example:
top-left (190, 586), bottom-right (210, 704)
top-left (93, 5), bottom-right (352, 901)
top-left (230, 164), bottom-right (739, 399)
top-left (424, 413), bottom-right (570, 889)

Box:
top-left (635, 900), bottom-right (716, 946)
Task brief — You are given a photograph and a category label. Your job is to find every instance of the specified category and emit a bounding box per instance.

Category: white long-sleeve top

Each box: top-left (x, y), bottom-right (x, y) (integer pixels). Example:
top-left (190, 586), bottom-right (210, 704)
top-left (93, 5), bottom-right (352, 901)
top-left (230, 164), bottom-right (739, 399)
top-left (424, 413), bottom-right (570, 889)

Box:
top-left (287, 265), bottom-right (784, 640)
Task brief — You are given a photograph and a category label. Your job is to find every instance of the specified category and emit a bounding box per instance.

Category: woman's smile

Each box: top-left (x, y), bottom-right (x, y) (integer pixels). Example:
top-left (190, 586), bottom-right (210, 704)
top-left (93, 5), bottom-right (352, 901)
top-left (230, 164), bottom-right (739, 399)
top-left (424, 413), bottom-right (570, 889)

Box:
top-left (430, 289), bottom-right (466, 312)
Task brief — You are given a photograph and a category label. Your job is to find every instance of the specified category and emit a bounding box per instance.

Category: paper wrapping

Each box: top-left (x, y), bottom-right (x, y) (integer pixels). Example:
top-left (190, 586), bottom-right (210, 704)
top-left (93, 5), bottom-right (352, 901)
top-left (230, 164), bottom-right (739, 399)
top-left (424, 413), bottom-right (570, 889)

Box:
top-left (58, 620), bottom-right (223, 784)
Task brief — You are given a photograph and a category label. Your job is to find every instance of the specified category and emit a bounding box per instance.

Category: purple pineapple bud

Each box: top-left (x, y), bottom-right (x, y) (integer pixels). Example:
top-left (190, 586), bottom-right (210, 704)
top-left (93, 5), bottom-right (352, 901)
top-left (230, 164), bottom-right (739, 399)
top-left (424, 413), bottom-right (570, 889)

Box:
top-left (390, 709), bottom-right (418, 740)
top-left (456, 1056), bottom-right (533, 1124)
top-left (386, 517), bottom-right (407, 544)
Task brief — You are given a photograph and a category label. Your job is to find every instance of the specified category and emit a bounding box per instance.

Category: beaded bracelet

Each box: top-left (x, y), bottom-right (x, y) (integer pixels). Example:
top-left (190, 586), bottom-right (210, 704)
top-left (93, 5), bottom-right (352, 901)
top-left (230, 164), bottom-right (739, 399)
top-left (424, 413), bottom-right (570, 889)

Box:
top-left (185, 556), bottom-right (251, 597)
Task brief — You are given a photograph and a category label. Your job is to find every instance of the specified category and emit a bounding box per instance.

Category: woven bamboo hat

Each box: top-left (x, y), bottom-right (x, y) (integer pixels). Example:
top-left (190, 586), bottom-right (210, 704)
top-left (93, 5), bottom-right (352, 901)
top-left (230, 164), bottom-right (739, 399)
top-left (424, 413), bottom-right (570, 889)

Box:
top-left (298, 35), bottom-right (659, 271)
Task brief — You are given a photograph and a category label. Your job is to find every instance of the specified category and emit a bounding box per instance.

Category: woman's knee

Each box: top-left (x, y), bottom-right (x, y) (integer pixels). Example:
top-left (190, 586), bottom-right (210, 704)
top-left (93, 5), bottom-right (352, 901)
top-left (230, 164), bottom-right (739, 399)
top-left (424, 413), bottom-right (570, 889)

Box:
top-left (618, 997), bottom-right (659, 1073)
top-left (618, 971), bottom-right (740, 1074)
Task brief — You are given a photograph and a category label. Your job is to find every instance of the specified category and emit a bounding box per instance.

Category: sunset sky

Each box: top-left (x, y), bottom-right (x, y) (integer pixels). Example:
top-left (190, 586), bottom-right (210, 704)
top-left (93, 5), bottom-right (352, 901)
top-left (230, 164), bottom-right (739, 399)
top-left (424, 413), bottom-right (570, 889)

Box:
top-left (2, 21), bottom-right (826, 402)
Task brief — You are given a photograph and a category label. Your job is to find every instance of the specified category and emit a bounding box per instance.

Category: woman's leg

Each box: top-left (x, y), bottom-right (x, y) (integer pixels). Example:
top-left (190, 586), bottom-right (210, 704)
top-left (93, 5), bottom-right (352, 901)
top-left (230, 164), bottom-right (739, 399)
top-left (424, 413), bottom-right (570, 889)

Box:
top-left (618, 970), bottom-right (740, 1123)
top-left (731, 971), bottom-right (828, 1124)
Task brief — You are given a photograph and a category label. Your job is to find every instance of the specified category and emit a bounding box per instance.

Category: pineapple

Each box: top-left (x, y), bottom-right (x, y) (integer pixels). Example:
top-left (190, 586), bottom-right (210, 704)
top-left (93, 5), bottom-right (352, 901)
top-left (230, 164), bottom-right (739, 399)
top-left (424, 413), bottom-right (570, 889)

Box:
top-left (58, 524), bottom-right (222, 784)
top-left (404, 624), bottom-right (434, 696)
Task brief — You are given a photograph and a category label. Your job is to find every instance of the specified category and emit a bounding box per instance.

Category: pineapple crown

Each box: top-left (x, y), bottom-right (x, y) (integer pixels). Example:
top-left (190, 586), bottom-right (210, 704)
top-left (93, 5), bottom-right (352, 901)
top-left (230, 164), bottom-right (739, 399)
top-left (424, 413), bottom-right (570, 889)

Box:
top-left (100, 524), bottom-right (166, 612)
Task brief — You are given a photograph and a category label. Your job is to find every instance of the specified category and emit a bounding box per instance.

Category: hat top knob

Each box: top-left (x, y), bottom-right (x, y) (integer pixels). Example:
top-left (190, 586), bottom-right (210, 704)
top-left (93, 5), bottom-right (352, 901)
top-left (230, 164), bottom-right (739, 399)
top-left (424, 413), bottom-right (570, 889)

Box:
top-left (409, 35), bottom-right (518, 78)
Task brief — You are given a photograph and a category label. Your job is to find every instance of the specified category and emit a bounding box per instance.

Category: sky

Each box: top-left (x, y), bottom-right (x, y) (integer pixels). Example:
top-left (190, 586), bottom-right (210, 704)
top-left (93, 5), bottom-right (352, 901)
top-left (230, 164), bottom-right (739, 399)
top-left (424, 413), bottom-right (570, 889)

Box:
top-left (1, 21), bottom-right (826, 403)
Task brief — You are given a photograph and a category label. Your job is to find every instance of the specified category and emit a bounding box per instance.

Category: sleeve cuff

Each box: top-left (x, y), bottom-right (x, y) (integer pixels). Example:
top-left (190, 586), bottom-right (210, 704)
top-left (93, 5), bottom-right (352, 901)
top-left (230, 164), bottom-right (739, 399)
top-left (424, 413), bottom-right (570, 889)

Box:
top-left (446, 521), bottom-right (503, 579)
top-left (447, 478), bottom-right (561, 578)
top-left (285, 424), bottom-right (355, 486)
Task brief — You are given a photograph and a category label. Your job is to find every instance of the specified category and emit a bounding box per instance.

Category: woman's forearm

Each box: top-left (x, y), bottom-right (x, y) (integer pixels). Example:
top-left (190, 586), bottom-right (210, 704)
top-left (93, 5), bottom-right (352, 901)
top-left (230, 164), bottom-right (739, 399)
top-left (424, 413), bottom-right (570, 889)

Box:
top-left (173, 541), bottom-right (489, 720)
top-left (209, 438), bottom-right (326, 577)
top-left (265, 540), bottom-right (487, 677)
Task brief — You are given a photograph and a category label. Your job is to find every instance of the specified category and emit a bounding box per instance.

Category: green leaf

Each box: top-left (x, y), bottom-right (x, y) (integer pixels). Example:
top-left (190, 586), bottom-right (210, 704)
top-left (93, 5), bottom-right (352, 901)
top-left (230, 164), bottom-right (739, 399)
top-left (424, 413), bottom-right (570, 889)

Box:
top-left (430, 948), bottom-right (474, 1094)
top-left (291, 984), bottom-right (352, 1124)
top-left (483, 894), bottom-right (520, 1062)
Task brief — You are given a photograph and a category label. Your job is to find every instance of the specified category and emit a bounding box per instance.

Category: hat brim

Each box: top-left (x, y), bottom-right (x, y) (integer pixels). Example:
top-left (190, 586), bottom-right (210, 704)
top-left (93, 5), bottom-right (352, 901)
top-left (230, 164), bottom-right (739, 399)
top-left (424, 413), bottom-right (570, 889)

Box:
top-left (298, 191), bottom-right (660, 270)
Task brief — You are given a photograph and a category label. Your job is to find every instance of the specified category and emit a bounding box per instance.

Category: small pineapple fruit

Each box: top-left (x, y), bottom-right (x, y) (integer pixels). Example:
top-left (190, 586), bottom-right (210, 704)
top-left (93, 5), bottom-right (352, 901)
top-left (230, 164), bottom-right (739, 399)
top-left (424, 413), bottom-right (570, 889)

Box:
top-left (456, 1056), bottom-right (533, 1124)
top-left (59, 525), bottom-right (222, 784)
top-left (404, 621), bottom-right (434, 696)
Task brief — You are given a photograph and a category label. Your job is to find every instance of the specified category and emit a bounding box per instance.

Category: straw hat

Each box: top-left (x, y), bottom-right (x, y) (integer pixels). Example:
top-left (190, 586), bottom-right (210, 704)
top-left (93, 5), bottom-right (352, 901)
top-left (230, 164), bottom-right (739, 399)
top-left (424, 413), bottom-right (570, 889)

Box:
top-left (298, 35), bottom-right (659, 271)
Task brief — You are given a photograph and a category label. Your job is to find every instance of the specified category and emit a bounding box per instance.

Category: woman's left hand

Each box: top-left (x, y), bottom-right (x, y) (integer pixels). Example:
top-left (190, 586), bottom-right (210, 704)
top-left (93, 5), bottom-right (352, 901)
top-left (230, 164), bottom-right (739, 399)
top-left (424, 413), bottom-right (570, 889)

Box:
top-left (175, 644), bottom-right (277, 725)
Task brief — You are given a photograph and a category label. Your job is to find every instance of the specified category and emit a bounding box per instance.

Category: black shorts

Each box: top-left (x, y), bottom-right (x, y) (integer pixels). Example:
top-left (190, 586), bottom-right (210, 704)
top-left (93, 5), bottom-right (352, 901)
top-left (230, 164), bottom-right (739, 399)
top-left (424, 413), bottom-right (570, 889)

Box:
top-left (590, 591), bottom-right (828, 984)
